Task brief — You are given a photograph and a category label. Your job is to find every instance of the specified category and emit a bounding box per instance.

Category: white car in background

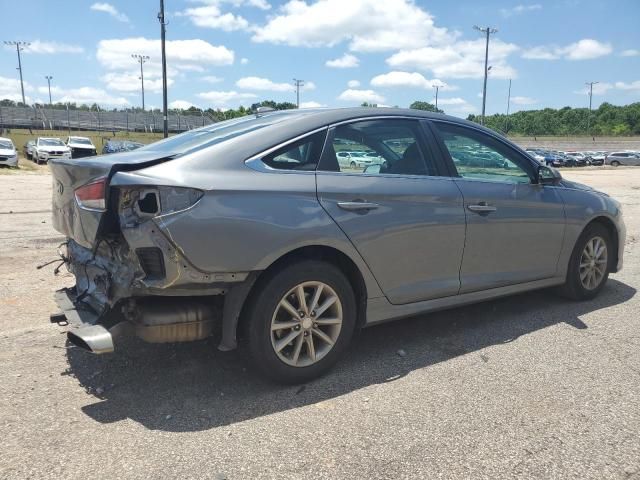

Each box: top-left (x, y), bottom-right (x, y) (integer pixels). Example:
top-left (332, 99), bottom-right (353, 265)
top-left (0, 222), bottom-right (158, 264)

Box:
top-left (66, 136), bottom-right (97, 159)
top-left (0, 137), bottom-right (18, 167)
top-left (33, 137), bottom-right (71, 164)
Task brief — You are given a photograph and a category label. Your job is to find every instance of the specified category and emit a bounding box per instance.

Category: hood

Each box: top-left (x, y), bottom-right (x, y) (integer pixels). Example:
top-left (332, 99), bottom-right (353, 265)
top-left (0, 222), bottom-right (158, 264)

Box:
top-left (38, 146), bottom-right (70, 152)
top-left (560, 179), bottom-right (608, 196)
top-left (68, 142), bottom-right (96, 149)
top-left (0, 148), bottom-right (16, 156)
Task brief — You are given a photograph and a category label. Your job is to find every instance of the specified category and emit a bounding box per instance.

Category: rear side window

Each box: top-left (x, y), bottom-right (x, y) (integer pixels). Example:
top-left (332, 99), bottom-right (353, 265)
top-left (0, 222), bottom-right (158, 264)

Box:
top-left (261, 130), bottom-right (327, 170)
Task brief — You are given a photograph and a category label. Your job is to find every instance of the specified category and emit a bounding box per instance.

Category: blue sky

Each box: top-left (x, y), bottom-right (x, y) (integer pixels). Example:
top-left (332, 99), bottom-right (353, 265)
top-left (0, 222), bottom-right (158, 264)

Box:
top-left (1, 0), bottom-right (638, 117)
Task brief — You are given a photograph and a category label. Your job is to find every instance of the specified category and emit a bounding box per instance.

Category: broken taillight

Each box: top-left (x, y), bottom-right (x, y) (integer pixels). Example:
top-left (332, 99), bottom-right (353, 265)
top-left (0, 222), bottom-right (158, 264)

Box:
top-left (75, 177), bottom-right (107, 211)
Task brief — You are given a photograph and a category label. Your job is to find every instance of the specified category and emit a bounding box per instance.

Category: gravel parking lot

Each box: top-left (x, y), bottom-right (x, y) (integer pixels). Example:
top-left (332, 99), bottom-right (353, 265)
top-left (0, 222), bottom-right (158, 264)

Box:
top-left (1, 168), bottom-right (638, 479)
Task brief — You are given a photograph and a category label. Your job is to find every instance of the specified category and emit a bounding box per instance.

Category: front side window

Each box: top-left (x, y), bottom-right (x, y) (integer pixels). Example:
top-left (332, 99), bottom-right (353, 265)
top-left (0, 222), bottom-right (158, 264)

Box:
top-left (434, 122), bottom-right (532, 184)
top-left (318, 119), bottom-right (435, 176)
top-left (261, 130), bottom-right (326, 170)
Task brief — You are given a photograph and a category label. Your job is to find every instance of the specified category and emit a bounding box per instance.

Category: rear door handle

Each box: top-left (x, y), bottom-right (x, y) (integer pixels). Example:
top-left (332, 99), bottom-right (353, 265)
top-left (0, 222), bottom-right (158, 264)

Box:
top-left (337, 201), bottom-right (380, 212)
top-left (467, 203), bottom-right (497, 215)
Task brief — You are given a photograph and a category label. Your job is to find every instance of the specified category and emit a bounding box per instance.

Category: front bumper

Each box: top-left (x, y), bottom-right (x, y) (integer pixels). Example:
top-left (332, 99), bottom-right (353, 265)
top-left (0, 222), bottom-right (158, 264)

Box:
top-left (0, 156), bottom-right (18, 167)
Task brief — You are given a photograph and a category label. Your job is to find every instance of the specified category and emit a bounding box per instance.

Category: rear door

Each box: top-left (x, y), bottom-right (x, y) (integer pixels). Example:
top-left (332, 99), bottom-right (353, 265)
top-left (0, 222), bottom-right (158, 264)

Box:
top-left (316, 118), bottom-right (466, 305)
top-left (431, 121), bottom-right (566, 293)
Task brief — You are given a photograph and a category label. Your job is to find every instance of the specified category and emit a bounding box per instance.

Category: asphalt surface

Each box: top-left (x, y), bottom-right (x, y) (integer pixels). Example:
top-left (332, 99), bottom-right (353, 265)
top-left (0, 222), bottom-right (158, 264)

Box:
top-left (0, 168), bottom-right (638, 479)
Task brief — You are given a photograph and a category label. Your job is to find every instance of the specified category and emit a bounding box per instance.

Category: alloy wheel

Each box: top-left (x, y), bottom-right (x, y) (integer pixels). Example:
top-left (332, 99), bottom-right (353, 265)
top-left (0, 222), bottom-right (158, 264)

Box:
top-left (270, 281), bottom-right (343, 367)
top-left (579, 236), bottom-right (608, 290)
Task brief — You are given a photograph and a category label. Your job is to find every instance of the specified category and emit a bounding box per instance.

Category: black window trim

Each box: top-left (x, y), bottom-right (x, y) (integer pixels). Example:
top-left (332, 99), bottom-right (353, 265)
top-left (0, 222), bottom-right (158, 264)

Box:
top-left (428, 119), bottom-right (540, 183)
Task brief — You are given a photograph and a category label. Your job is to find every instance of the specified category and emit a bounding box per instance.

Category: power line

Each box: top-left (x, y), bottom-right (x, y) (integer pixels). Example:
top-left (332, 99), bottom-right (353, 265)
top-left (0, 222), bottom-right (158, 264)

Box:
top-left (293, 79), bottom-right (305, 108)
top-left (45, 76), bottom-right (53, 106)
top-left (4, 41), bottom-right (30, 106)
top-left (473, 25), bottom-right (498, 125)
top-left (585, 81), bottom-right (599, 136)
top-left (131, 54), bottom-right (150, 110)
top-left (158, 0), bottom-right (169, 138)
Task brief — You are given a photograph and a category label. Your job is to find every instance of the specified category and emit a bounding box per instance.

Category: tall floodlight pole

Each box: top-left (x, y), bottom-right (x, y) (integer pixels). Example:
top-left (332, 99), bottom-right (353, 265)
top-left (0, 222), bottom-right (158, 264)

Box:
top-left (131, 54), bottom-right (150, 110)
top-left (4, 41), bottom-right (30, 105)
top-left (473, 26), bottom-right (498, 125)
top-left (505, 78), bottom-right (512, 133)
top-left (585, 81), bottom-right (599, 136)
top-left (158, 0), bottom-right (169, 138)
top-left (45, 76), bottom-right (53, 106)
top-left (434, 84), bottom-right (440, 111)
top-left (293, 79), bottom-right (305, 108)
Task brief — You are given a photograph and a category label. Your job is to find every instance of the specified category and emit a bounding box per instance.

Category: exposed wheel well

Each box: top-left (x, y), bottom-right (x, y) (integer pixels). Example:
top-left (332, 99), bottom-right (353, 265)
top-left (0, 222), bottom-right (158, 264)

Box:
top-left (238, 246), bottom-right (368, 338)
top-left (586, 216), bottom-right (619, 271)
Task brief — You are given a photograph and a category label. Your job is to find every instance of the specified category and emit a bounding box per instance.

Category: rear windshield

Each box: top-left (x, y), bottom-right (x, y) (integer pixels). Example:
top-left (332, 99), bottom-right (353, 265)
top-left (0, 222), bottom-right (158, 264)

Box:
top-left (137, 110), bottom-right (311, 156)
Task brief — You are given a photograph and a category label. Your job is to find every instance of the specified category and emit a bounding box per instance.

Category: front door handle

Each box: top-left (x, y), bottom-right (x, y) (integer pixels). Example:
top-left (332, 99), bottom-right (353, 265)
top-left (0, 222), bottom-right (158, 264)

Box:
top-left (337, 201), bottom-right (380, 212)
top-left (467, 203), bottom-right (497, 215)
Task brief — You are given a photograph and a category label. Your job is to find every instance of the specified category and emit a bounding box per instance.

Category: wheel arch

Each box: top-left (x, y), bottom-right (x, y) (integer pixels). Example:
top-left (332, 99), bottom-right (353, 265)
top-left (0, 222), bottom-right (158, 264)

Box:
top-left (584, 215), bottom-right (620, 271)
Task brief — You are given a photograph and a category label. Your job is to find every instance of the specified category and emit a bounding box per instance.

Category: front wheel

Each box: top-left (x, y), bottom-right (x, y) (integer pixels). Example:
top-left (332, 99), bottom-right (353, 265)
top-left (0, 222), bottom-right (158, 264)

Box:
top-left (560, 223), bottom-right (611, 300)
top-left (245, 260), bottom-right (356, 384)
top-left (610, 160), bottom-right (621, 167)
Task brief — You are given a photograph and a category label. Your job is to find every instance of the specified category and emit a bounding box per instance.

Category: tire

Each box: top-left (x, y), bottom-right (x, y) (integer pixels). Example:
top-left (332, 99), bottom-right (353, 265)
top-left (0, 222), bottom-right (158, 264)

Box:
top-left (610, 160), bottom-right (620, 167)
top-left (560, 223), bottom-right (612, 300)
top-left (244, 260), bottom-right (357, 384)
top-left (350, 161), bottom-right (356, 169)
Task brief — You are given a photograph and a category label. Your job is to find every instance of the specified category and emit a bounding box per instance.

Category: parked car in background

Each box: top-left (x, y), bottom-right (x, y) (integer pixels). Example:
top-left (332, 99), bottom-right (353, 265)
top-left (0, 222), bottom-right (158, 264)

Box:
top-left (66, 136), bottom-right (97, 159)
top-left (23, 140), bottom-right (35, 159)
top-left (525, 148), bottom-right (545, 164)
top-left (50, 108), bottom-right (625, 383)
top-left (584, 151), bottom-right (606, 166)
top-left (102, 140), bottom-right (145, 155)
top-left (606, 152), bottom-right (640, 167)
top-left (0, 137), bottom-right (18, 167)
top-left (32, 137), bottom-right (71, 164)
top-left (564, 152), bottom-right (590, 167)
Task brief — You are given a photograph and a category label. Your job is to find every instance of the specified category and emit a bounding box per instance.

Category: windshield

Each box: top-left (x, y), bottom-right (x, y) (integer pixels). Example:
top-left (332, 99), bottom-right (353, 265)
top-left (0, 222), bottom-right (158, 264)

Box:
top-left (137, 110), bottom-right (311, 156)
top-left (70, 137), bottom-right (92, 145)
top-left (0, 140), bottom-right (13, 149)
top-left (39, 139), bottom-right (65, 146)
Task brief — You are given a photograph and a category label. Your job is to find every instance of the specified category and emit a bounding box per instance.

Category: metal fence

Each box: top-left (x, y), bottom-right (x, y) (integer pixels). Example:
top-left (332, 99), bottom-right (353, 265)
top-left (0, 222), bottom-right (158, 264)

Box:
top-left (0, 106), bottom-right (215, 132)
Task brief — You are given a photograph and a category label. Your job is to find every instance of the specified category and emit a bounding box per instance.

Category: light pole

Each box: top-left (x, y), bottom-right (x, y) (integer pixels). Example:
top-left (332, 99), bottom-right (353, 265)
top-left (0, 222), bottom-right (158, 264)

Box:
top-left (45, 76), bottom-right (53, 106)
top-left (131, 54), bottom-right (150, 110)
top-left (473, 25), bottom-right (498, 125)
top-left (293, 79), bottom-right (305, 108)
top-left (433, 81), bottom-right (446, 112)
top-left (585, 81), bottom-right (599, 136)
top-left (158, 0), bottom-right (169, 138)
top-left (4, 41), bottom-right (30, 105)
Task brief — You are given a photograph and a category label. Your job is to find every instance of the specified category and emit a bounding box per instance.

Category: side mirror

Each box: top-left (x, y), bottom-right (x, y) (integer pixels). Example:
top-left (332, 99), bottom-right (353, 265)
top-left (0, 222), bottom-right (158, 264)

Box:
top-left (537, 165), bottom-right (562, 186)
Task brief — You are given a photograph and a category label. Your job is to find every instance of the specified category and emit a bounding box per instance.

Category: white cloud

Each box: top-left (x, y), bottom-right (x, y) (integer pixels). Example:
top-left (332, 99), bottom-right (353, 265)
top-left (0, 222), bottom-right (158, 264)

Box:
top-left (510, 96), bottom-right (538, 105)
top-left (574, 83), bottom-right (613, 96)
top-left (197, 90), bottom-right (258, 107)
top-left (202, 75), bottom-right (224, 83)
top-left (90, 3), bottom-right (130, 23)
top-left (15, 40), bottom-right (84, 54)
top-left (0, 76), bottom-right (35, 103)
top-left (236, 77), bottom-right (315, 92)
top-left (178, 5), bottom-right (250, 31)
top-left (615, 81), bottom-right (640, 92)
top-left (299, 101), bottom-right (327, 108)
top-left (436, 97), bottom-right (467, 106)
top-left (102, 72), bottom-right (173, 93)
top-left (387, 39), bottom-right (518, 79)
top-left (347, 80), bottom-right (361, 88)
top-left (252, 0), bottom-right (452, 52)
top-left (620, 49), bottom-right (639, 57)
top-left (337, 89), bottom-right (385, 104)
top-left (523, 39), bottom-right (612, 60)
top-left (169, 100), bottom-right (196, 110)
top-left (326, 53), bottom-right (359, 68)
top-left (240, 57), bottom-right (249, 64)
top-left (41, 86), bottom-right (129, 107)
top-left (370, 71), bottom-right (454, 91)
top-left (96, 38), bottom-right (234, 71)
top-left (191, 0), bottom-right (271, 10)
top-left (500, 4), bottom-right (542, 17)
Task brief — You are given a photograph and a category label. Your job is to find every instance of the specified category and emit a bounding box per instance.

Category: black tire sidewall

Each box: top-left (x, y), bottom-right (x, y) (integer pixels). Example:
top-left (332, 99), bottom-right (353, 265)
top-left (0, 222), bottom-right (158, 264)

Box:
top-left (246, 260), bottom-right (356, 384)
top-left (563, 223), bottom-right (611, 300)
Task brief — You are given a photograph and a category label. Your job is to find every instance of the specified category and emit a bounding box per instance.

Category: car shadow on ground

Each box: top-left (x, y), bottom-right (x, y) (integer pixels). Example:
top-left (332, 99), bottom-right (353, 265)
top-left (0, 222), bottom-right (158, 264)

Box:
top-left (64, 279), bottom-right (635, 432)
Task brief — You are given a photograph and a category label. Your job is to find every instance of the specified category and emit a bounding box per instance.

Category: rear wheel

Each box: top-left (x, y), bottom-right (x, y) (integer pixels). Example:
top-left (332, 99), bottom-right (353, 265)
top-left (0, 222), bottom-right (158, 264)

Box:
top-left (610, 160), bottom-right (621, 167)
top-left (560, 223), bottom-right (611, 300)
top-left (245, 260), bottom-right (356, 383)
top-left (350, 161), bottom-right (356, 169)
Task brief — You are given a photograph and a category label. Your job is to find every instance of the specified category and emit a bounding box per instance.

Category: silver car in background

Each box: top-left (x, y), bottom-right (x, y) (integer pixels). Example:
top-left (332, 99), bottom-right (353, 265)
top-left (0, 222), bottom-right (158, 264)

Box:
top-left (606, 152), bottom-right (640, 166)
top-left (50, 108), bottom-right (625, 383)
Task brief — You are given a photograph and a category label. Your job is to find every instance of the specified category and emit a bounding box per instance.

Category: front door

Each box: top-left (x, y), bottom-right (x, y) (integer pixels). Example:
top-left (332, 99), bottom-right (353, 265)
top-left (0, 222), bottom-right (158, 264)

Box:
top-left (316, 118), bottom-right (466, 305)
top-left (432, 121), bottom-right (566, 294)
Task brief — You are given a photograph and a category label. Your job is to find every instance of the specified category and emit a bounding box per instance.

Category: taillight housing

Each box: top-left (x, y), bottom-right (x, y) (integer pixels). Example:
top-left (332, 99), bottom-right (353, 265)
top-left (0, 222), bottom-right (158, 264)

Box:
top-left (75, 177), bottom-right (107, 211)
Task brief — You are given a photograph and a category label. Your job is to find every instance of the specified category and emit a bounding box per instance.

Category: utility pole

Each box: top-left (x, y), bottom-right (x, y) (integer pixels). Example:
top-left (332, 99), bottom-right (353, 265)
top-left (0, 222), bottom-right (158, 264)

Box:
top-left (159, 0), bottom-right (169, 138)
top-left (45, 76), bottom-right (53, 106)
top-left (4, 41), bottom-right (30, 105)
top-left (473, 26), bottom-right (498, 125)
top-left (505, 78), bottom-right (512, 133)
top-left (585, 81), bottom-right (599, 136)
top-left (293, 79), bottom-right (304, 108)
top-left (131, 54), bottom-right (150, 110)
top-left (434, 84), bottom-right (440, 111)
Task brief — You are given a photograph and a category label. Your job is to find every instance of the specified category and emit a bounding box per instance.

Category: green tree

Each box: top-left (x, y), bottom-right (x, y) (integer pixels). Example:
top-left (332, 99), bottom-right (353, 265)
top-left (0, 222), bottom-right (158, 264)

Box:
top-left (409, 101), bottom-right (443, 114)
